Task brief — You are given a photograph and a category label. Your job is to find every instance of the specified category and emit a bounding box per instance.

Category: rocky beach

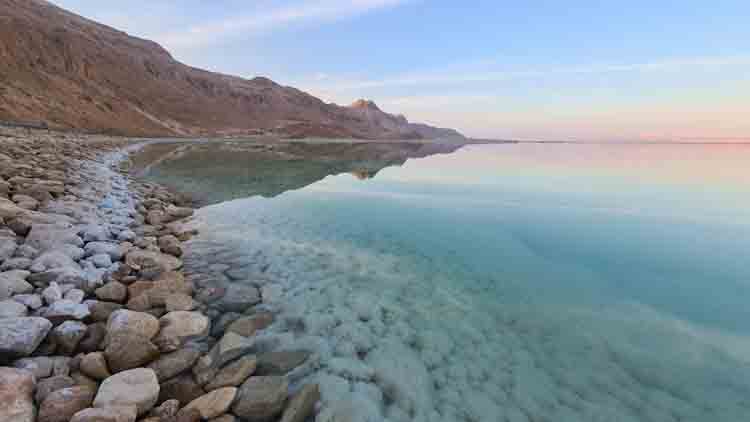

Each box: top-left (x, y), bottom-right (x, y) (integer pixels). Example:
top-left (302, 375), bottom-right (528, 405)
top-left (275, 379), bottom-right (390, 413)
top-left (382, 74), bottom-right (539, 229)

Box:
top-left (0, 126), bottom-right (318, 422)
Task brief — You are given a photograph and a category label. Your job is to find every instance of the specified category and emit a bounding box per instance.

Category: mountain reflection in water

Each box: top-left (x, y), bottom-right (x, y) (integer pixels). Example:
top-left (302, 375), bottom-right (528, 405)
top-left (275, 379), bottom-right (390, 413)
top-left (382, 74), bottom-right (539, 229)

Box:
top-left (132, 139), bottom-right (465, 205)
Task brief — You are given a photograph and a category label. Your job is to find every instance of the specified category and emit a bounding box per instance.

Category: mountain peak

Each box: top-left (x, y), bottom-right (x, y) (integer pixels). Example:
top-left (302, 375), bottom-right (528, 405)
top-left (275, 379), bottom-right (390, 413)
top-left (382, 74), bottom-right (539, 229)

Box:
top-left (350, 99), bottom-right (381, 111)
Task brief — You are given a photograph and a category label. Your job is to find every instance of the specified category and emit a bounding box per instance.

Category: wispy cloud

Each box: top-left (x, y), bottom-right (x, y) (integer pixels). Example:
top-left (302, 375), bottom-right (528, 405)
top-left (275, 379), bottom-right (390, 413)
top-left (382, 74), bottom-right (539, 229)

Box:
top-left (306, 55), bottom-right (750, 92)
top-left (155, 0), bottom-right (407, 51)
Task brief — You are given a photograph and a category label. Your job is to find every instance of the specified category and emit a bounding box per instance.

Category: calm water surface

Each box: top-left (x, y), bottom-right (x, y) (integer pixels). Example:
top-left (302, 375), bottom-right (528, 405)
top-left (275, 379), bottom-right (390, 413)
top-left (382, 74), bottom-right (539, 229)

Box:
top-left (145, 142), bottom-right (750, 422)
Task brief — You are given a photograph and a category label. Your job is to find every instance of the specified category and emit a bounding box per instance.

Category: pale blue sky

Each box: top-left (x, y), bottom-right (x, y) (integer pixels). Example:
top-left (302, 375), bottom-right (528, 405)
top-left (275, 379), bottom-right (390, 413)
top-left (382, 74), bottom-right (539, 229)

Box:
top-left (53, 0), bottom-right (750, 141)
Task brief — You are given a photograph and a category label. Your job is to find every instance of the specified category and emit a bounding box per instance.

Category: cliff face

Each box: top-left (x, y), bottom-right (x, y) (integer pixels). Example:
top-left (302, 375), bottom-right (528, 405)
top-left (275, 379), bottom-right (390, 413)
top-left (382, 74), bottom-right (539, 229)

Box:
top-left (0, 0), bottom-right (464, 140)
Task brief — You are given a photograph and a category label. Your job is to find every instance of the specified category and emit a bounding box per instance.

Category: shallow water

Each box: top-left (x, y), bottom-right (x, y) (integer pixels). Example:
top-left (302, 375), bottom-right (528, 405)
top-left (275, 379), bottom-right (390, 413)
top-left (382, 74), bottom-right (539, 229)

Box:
top-left (148, 142), bottom-right (750, 421)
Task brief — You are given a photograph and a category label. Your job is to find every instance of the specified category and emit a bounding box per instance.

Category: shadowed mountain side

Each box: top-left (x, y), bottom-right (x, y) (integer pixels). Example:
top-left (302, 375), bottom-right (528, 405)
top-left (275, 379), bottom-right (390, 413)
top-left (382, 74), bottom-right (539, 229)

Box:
top-left (0, 0), bottom-right (464, 140)
top-left (131, 140), bottom-right (464, 205)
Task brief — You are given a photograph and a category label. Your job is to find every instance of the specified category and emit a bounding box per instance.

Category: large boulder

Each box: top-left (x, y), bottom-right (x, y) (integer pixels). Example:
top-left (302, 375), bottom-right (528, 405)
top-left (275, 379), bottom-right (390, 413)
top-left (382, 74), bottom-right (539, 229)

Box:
top-left (105, 309), bottom-right (159, 342)
top-left (70, 406), bottom-right (137, 422)
top-left (154, 311), bottom-right (209, 351)
top-left (146, 347), bottom-right (201, 382)
top-left (93, 368), bottom-right (160, 416)
top-left (38, 386), bottom-right (96, 422)
top-left (104, 332), bottom-right (160, 373)
top-left (183, 387), bottom-right (237, 420)
top-left (232, 376), bottom-right (289, 422)
top-left (0, 317), bottom-right (52, 358)
top-left (0, 367), bottom-right (36, 422)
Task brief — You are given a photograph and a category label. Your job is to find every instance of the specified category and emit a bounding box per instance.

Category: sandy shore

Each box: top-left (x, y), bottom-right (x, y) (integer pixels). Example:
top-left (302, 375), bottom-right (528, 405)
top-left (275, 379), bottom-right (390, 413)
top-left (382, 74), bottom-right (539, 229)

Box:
top-left (0, 126), bottom-right (318, 422)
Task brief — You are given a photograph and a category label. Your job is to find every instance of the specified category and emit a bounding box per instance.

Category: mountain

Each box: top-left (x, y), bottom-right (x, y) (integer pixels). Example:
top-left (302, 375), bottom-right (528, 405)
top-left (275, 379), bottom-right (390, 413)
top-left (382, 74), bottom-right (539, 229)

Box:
top-left (0, 0), bottom-right (464, 140)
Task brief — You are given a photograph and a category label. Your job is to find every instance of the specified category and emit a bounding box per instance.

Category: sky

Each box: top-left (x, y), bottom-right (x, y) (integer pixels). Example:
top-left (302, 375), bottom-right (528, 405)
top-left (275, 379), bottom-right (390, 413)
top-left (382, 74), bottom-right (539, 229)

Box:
top-left (52, 0), bottom-right (750, 142)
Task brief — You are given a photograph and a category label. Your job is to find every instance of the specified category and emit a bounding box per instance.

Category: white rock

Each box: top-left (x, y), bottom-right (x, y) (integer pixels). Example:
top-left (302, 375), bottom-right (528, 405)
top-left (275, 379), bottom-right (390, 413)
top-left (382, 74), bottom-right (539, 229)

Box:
top-left (93, 368), bottom-right (160, 416)
top-left (0, 317), bottom-right (53, 357)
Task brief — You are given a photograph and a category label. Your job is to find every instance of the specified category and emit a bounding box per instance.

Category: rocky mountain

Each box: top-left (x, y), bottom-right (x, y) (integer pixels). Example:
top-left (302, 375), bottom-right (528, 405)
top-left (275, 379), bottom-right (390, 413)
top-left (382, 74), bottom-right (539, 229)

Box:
top-left (0, 0), bottom-right (464, 140)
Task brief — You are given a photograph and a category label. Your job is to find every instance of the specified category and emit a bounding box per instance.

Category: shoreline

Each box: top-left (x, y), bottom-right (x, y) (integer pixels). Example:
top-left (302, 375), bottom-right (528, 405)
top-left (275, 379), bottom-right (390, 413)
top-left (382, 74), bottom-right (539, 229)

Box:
top-left (0, 127), bottom-right (317, 422)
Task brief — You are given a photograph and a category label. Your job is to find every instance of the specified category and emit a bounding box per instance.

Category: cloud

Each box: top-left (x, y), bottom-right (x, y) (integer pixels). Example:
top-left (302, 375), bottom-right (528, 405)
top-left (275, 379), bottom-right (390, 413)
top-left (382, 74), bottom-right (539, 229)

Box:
top-left (155, 0), bottom-right (407, 51)
top-left (307, 55), bottom-right (750, 91)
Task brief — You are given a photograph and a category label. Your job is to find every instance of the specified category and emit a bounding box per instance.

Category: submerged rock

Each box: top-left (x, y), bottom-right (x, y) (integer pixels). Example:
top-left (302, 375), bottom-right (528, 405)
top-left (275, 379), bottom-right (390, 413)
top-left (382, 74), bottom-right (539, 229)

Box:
top-left (232, 376), bottom-right (288, 422)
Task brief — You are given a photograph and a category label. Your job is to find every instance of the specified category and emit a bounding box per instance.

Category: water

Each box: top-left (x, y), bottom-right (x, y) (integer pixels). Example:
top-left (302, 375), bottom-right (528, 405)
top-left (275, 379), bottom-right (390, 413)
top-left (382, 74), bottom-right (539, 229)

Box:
top-left (143, 141), bottom-right (750, 421)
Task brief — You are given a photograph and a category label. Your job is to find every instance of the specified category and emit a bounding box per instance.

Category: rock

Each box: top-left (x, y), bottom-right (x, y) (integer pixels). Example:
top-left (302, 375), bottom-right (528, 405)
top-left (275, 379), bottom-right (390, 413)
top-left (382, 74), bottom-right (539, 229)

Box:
top-left (194, 332), bottom-right (253, 379)
top-left (30, 267), bottom-right (87, 290)
top-left (125, 250), bottom-right (182, 274)
top-left (87, 301), bottom-right (122, 323)
top-left (165, 205), bottom-right (194, 221)
top-left (0, 197), bottom-right (25, 220)
top-left (78, 322), bottom-right (107, 353)
top-left (65, 288), bottom-right (86, 304)
top-left (174, 408), bottom-right (202, 422)
top-left (42, 282), bottom-right (63, 304)
top-left (90, 254), bottom-right (113, 269)
top-left (70, 406), bottom-right (137, 422)
top-left (184, 387), bottom-right (237, 420)
top-left (70, 371), bottom-right (100, 392)
top-left (13, 194), bottom-right (39, 210)
top-left (84, 243), bottom-right (127, 262)
top-left (52, 320), bottom-right (87, 354)
top-left (1, 257), bottom-right (31, 271)
top-left (14, 356), bottom-right (54, 378)
top-left (93, 368), bottom-right (160, 416)
top-left (95, 282), bottom-right (127, 303)
top-left (140, 272), bottom-right (192, 307)
top-left (158, 374), bottom-right (205, 406)
top-left (106, 309), bottom-right (159, 341)
top-left (13, 245), bottom-right (39, 260)
top-left (31, 251), bottom-right (79, 273)
top-left (164, 293), bottom-right (196, 312)
top-left (35, 375), bottom-right (76, 404)
top-left (124, 294), bottom-right (151, 312)
top-left (81, 225), bottom-right (110, 243)
top-left (80, 352), bottom-right (111, 380)
top-left (225, 312), bottom-right (274, 337)
top-left (256, 351), bottom-right (310, 375)
top-left (0, 237), bottom-right (18, 261)
top-left (0, 317), bottom-right (52, 358)
top-left (146, 210), bottom-right (164, 226)
top-left (209, 415), bottom-right (236, 422)
top-left (105, 332), bottom-right (160, 373)
top-left (0, 367), bottom-right (36, 422)
top-left (116, 230), bottom-right (136, 243)
top-left (154, 311), bottom-right (209, 350)
top-left (25, 224), bottom-right (83, 252)
top-left (149, 399), bottom-right (179, 419)
top-left (44, 299), bottom-right (90, 324)
top-left (213, 284), bottom-right (260, 312)
top-left (0, 299), bottom-right (28, 318)
top-left (280, 384), bottom-right (319, 422)
top-left (12, 294), bottom-right (42, 310)
top-left (204, 355), bottom-right (257, 391)
top-left (38, 386), bottom-right (96, 422)
top-left (0, 270), bottom-right (33, 300)
top-left (158, 235), bottom-right (182, 257)
top-left (232, 376), bottom-right (289, 422)
top-left (147, 346), bottom-right (201, 382)
top-left (51, 356), bottom-right (72, 376)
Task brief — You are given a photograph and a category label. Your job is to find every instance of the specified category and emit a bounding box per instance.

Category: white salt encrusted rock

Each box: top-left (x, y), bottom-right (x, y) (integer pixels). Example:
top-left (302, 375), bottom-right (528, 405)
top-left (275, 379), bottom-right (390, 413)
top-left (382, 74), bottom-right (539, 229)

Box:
top-left (93, 368), bottom-right (160, 416)
top-left (0, 316), bottom-right (52, 357)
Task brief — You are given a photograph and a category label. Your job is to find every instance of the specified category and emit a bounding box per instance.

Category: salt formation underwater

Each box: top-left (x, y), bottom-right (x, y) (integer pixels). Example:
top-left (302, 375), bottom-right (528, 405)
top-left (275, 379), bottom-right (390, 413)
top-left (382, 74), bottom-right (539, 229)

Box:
top-left (173, 143), bottom-right (750, 422)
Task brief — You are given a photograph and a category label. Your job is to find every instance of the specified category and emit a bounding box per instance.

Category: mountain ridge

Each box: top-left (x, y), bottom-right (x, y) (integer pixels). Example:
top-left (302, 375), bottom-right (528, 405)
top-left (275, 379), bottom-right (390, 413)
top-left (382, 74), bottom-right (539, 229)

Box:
top-left (0, 0), bottom-right (464, 140)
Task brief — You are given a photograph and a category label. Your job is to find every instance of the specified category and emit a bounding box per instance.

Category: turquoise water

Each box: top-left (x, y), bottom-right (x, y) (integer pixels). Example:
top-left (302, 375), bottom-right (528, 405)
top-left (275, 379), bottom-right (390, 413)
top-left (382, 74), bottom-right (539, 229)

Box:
top-left (181, 143), bottom-right (750, 421)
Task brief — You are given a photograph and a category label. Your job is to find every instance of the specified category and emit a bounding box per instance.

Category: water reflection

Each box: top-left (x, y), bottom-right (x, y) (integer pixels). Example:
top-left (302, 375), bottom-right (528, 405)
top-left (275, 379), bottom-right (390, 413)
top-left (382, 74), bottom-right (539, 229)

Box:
top-left (132, 139), bottom-right (465, 205)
